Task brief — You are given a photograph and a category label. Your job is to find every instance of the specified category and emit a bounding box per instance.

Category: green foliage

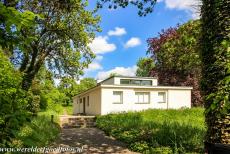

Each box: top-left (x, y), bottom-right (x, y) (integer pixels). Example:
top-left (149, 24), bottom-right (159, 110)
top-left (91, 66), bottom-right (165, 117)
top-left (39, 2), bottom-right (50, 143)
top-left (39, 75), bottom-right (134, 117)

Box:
top-left (58, 77), bottom-right (97, 106)
top-left (136, 57), bottom-right (155, 77)
top-left (27, 95), bottom-right (40, 114)
top-left (97, 0), bottom-right (157, 16)
top-left (109, 73), bottom-right (120, 77)
top-left (65, 105), bottom-right (73, 115)
top-left (0, 2), bottom-right (38, 49)
top-left (129, 141), bottom-right (149, 152)
top-left (1, 0), bottom-right (101, 91)
top-left (0, 51), bottom-right (29, 147)
top-left (148, 20), bottom-right (201, 73)
top-left (13, 111), bottom-right (60, 147)
top-left (78, 78), bottom-right (97, 93)
top-left (200, 0), bottom-right (230, 144)
top-left (147, 20), bottom-right (203, 106)
top-left (96, 108), bottom-right (205, 153)
top-left (147, 147), bottom-right (173, 154)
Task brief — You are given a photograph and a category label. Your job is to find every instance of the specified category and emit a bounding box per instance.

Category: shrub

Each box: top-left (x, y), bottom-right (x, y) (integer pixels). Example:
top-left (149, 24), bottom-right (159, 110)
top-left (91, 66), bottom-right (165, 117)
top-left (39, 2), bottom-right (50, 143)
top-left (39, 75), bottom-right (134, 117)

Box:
top-left (13, 111), bottom-right (60, 147)
top-left (129, 141), bottom-right (149, 152)
top-left (147, 147), bottom-right (173, 154)
top-left (0, 52), bottom-right (29, 147)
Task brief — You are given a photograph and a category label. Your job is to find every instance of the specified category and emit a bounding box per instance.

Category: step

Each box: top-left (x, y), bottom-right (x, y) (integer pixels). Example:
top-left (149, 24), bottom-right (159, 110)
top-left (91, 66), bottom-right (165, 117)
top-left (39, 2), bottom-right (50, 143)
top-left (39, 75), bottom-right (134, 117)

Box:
top-left (60, 115), bottom-right (96, 128)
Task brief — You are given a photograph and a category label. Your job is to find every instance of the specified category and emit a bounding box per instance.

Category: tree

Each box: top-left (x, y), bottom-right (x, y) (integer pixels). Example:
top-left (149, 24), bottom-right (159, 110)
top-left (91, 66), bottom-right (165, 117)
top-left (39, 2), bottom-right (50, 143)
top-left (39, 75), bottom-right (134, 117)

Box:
top-left (97, 0), bottom-right (157, 16)
top-left (0, 51), bottom-right (28, 147)
top-left (200, 0), bottom-right (230, 147)
top-left (0, 2), bottom-right (37, 50)
top-left (1, 0), bottom-right (100, 91)
top-left (58, 77), bottom-right (78, 106)
top-left (58, 77), bottom-right (97, 105)
top-left (109, 73), bottom-right (120, 77)
top-left (147, 20), bottom-right (203, 106)
top-left (77, 78), bottom-right (97, 93)
top-left (136, 57), bottom-right (155, 77)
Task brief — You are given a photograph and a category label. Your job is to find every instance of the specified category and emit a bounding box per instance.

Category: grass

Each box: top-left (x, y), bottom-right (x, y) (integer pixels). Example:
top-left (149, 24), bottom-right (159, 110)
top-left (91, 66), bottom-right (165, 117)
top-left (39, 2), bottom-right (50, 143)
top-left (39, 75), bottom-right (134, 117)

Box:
top-left (65, 104), bottom-right (73, 115)
top-left (96, 108), bottom-right (205, 154)
top-left (12, 108), bottom-right (62, 148)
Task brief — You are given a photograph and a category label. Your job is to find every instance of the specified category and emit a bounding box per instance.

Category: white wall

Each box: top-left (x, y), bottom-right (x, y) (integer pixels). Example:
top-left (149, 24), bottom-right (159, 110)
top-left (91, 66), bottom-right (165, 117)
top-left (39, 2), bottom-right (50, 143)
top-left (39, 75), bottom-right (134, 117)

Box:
top-left (168, 89), bottom-right (191, 108)
top-left (101, 87), bottom-right (191, 115)
top-left (101, 88), bottom-right (165, 115)
top-left (73, 85), bottom-right (192, 115)
top-left (73, 88), bottom-right (101, 115)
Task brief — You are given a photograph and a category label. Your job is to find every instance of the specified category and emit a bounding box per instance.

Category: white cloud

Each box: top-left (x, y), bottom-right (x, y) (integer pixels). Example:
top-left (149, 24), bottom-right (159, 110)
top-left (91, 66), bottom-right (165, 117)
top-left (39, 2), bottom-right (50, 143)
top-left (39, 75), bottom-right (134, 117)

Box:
top-left (95, 55), bottom-right (103, 61)
top-left (85, 55), bottom-right (103, 72)
top-left (96, 65), bottom-right (137, 80)
top-left (160, 0), bottom-right (201, 19)
top-left (89, 36), bottom-right (116, 54)
top-left (85, 62), bottom-right (103, 72)
top-left (108, 27), bottom-right (127, 36)
top-left (124, 37), bottom-right (141, 48)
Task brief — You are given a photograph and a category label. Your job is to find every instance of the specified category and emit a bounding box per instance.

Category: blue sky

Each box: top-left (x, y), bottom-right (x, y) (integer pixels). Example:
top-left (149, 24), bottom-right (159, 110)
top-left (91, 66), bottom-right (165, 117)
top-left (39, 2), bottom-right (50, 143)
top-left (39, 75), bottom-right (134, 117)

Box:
top-left (84, 0), bottom-right (200, 80)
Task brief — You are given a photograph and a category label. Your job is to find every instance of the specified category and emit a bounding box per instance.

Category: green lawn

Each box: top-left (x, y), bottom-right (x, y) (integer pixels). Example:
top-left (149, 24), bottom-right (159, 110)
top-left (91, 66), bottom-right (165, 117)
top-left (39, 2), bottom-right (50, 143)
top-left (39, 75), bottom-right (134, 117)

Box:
top-left (96, 108), bottom-right (205, 154)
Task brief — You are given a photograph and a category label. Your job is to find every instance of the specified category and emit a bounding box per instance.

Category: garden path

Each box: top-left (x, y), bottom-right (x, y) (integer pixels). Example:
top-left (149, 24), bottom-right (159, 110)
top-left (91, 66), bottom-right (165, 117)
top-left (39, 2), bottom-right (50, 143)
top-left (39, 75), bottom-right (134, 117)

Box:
top-left (50, 128), bottom-right (139, 154)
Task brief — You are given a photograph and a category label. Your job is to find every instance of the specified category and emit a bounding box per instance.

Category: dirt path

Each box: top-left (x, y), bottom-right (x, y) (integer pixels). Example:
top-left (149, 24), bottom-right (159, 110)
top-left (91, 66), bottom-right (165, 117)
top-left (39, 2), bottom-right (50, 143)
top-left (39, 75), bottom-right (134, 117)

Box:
top-left (51, 128), bottom-right (139, 154)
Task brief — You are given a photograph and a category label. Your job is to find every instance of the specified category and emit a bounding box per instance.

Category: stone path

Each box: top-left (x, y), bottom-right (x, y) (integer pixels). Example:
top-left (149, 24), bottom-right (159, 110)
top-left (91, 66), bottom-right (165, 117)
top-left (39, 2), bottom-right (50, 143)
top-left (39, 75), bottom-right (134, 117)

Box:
top-left (50, 128), bottom-right (139, 154)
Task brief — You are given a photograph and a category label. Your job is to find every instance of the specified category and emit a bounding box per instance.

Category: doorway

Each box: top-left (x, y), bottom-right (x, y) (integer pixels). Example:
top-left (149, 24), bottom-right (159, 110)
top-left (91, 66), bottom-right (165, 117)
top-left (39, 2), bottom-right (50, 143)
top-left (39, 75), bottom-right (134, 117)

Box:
top-left (83, 97), bottom-right (86, 114)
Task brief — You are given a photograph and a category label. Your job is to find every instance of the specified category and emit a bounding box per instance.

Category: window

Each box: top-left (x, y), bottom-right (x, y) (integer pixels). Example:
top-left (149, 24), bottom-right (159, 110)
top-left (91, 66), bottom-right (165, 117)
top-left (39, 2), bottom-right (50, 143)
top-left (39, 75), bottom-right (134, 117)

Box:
top-left (120, 79), bottom-right (152, 86)
top-left (130, 80), bottom-right (141, 85)
top-left (158, 92), bottom-right (166, 103)
top-left (113, 91), bottom-right (123, 104)
top-left (135, 92), bottom-right (150, 103)
top-left (141, 80), bottom-right (152, 86)
top-left (120, 79), bottom-right (130, 85)
top-left (80, 98), bottom-right (82, 103)
top-left (87, 96), bottom-right (89, 106)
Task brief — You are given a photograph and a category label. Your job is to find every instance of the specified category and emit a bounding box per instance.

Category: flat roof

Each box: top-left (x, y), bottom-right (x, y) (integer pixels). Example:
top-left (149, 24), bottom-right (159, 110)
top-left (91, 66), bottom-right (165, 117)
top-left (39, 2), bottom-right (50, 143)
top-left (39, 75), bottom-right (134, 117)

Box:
top-left (101, 84), bottom-right (193, 90)
top-left (98, 75), bottom-right (157, 85)
top-left (73, 84), bottom-right (193, 98)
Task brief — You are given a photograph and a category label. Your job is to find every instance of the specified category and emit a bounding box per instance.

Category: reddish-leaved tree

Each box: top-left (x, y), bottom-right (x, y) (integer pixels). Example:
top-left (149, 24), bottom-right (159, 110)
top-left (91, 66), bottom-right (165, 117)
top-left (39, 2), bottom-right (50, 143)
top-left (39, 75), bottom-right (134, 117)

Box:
top-left (147, 20), bottom-right (203, 106)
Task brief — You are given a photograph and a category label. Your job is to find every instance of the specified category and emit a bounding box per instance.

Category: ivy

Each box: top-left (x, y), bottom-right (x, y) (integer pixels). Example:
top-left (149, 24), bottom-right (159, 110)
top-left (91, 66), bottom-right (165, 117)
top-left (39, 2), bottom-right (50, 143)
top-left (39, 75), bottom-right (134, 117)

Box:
top-left (201, 0), bottom-right (230, 144)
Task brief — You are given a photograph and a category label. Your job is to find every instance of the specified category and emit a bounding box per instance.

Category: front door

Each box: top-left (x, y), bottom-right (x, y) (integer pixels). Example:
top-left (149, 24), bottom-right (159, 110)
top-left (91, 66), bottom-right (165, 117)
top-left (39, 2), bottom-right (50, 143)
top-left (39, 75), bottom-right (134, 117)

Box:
top-left (83, 97), bottom-right (86, 114)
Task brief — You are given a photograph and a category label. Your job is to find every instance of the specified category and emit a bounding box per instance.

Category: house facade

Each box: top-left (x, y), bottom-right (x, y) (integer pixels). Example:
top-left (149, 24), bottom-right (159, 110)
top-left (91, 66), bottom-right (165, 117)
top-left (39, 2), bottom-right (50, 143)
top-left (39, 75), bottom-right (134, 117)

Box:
top-left (73, 76), bottom-right (192, 115)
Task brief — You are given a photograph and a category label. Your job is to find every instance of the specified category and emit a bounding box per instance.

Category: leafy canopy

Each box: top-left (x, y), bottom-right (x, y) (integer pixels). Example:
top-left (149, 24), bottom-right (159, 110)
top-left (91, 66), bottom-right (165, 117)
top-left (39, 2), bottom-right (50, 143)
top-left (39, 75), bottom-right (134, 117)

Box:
top-left (97, 0), bottom-right (157, 16)
top-left (1, 0), bottom-right (101, 90)
top-left (147, 20), bottom-right (202, 106)
top-left (136, 57), bottom-right (155, 77)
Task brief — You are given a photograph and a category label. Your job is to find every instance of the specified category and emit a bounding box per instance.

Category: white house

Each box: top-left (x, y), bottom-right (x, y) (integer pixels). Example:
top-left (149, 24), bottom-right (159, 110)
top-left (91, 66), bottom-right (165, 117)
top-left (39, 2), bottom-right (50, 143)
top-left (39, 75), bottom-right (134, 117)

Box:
top-left (73, 76), bottom-right (192, 115)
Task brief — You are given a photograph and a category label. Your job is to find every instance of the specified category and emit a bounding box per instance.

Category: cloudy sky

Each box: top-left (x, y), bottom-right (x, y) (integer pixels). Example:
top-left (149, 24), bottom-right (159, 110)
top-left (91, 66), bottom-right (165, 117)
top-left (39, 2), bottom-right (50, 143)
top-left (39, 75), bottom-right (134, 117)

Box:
top-left (84, 0), bottom-right (200, 80)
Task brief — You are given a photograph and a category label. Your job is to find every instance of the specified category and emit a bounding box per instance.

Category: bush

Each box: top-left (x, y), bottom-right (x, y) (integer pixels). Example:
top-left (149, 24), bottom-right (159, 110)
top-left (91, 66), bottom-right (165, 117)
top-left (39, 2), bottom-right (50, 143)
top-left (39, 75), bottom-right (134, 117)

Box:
top-left (13, 111), bottom-right (60, 147)
top-left (27, 94), bottom-right (40, 114)
top-left (129, 141), bottom-right (149, 152)
top-left (0, 52), bottom-right (29, 147)
top-left (39, 94), bottom-right (48, 110)
top-left (147, 147), bottom-right (173, 154)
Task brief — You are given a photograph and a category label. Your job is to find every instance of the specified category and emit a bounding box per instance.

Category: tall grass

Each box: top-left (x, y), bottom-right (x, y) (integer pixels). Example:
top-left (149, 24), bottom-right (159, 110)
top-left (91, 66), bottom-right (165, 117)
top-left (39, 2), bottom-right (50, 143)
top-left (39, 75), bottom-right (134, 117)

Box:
top-left (12, 108), bottom-right (61, 147)
top-left (96, 108), bottom-right (205, 153)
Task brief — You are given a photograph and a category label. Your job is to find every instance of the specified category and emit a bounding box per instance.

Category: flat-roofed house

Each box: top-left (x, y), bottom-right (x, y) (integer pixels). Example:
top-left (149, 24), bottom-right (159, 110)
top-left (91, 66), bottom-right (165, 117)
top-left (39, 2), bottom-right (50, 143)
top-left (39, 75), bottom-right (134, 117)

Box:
top-left (73, 76), bottom-right (192, 115)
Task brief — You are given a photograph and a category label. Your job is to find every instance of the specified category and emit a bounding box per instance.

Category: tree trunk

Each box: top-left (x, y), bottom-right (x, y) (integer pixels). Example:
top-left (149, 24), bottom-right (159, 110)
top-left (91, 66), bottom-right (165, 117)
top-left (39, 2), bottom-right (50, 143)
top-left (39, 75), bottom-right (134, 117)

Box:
top-left (201, 0), bottom-right (230, 148)
top-left (21, 53), bottom-right (47, 91)
top-left (21, 72), bottom-right (36, 91)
